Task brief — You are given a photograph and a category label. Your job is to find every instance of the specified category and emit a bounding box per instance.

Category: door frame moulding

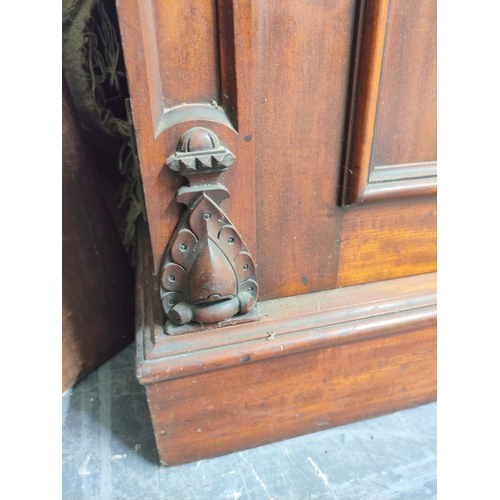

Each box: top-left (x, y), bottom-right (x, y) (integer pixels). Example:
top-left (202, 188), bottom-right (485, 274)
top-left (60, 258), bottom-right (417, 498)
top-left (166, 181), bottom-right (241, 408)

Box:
top-left (341, 0), bottom-right (437, 205)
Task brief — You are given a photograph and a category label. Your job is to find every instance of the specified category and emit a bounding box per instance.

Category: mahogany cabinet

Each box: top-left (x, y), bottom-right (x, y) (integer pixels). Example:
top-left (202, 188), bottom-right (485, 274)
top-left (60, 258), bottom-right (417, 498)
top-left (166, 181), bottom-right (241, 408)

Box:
top-left (117, 0), bottom-right (436, 465)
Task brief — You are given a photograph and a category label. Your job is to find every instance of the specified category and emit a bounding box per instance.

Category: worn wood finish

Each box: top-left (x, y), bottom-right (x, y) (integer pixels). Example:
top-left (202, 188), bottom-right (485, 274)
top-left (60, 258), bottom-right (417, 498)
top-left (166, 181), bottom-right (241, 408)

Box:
top-left (117, 0), bottom-right (438, 465)
top-left (147, 326), bottom-right (436, 465)
top-left (134, 227), bottom-right (436, 464)
top-left (159, 128), bottom-right (259, 331)
top-left (119, 0), bottom-right (358, 300)
top-left (62, 77), bottom-right (135, 391)
top-left (119, 0), bottom-right (436, 301)
top-left (153, 0), bottom-right (221, 109)
top-left (343, 0), bottom-right (389, 205)
top-left (137, 223), bottom-right (436, 382)
top-left (344, 0), bottom-right (437, 205)
top-left (118, 0), bottom-right (256, 276)
top-left (337, 196), bottom-right (437, 287)
top-left (255, 0), bottom-right (356, 299)
top-left (371, 0), bottom-right (437, 168)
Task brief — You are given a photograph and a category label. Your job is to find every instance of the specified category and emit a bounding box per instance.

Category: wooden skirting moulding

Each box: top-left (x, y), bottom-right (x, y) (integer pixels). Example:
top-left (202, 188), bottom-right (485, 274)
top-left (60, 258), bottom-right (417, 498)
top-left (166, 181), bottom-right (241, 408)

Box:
top-left (136, 226), bottom-right (437, 465)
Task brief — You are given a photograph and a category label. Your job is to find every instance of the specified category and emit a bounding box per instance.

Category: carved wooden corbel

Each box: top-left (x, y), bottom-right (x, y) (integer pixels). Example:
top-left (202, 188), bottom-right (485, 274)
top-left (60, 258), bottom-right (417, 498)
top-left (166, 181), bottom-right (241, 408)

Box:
top-left (160, 128), bottom-right (259, 335)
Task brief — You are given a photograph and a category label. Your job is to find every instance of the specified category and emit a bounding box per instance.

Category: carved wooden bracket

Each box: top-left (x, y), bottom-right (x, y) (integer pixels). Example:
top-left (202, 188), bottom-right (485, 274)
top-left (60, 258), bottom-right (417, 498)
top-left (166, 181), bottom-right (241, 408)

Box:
top-left (160, 128), bottom-right (259, 335)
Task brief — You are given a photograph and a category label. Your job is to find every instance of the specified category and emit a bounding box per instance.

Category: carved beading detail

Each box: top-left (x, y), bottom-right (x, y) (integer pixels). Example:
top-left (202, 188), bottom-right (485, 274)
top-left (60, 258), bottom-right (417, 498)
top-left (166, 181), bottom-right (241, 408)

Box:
top-left (160, 128), bottom-right (258, 334)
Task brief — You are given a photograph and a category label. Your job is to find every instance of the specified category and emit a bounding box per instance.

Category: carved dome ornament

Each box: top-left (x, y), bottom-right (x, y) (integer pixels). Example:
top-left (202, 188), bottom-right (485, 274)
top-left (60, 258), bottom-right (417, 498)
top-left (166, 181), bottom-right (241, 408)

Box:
top-left (160, 128), bottom-right (259, 335)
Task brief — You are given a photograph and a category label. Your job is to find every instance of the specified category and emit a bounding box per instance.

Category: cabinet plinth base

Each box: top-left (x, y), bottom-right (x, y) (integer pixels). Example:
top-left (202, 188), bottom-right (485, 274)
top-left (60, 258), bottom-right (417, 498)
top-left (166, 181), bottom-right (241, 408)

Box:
top-left (136, 229), bottom-right (437, 466)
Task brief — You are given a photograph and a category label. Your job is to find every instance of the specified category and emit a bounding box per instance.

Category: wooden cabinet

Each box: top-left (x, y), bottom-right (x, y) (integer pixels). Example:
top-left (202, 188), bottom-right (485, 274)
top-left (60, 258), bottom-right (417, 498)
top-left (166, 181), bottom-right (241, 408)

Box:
top-left (117, 0), bottom-right (436, 465)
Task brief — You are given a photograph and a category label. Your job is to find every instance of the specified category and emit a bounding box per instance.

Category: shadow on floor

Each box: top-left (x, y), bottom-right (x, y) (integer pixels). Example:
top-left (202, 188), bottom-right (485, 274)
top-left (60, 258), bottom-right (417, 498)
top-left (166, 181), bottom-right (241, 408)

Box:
top-left (64, 343), bottom-right (160, 466)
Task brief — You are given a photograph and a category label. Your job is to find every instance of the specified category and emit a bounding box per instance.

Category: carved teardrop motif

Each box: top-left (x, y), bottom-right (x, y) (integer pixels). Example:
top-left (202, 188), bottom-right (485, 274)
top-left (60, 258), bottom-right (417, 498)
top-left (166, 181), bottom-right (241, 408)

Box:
top-left (159, 128), bottom-right (259, 331)
top-left (188, 239), bottom-right (237, 304)
top-left (160, 194), bottom-right (258, 325)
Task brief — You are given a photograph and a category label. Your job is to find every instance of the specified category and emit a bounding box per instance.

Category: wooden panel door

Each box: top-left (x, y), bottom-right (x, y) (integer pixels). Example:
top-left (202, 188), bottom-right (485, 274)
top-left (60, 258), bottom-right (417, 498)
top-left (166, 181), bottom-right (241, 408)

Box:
top-left (117, 0), bottom-right (437, 464)
top-left (344, 0), bottom-right (436, 204)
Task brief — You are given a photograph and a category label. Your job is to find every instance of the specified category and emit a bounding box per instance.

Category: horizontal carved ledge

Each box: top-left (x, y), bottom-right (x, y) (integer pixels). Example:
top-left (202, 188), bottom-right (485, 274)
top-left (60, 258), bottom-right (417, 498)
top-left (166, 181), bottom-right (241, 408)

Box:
top-left (360, 177), bottom-right (437, 203)
top-left (155, 104), bottom-right (236, 139)
top-left (348, 161), bottom-right (437, 204)
top-left (370, 161), bottom-right (437, 183)
top-left (136, 226), bottom-right (436, 383)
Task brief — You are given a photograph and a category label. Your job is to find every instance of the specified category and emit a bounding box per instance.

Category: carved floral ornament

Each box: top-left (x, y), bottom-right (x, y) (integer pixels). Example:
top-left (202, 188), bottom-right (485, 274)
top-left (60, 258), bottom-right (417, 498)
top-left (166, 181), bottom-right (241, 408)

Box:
top-left (160, 128), bottom-right (259, 335)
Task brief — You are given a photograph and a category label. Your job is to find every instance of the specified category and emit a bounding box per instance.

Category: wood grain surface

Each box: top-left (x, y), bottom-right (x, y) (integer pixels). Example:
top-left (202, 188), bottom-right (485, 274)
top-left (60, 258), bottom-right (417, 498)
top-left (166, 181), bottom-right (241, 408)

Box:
top-left (344, 0), bottom-right (390, 204)
top-left (118, 0), bottom-right (257, 276)
top-left (119, 0), bottom-right (437, 299)
top-left (147, 325), bottom-right (436, 465)
top-left (136, 222), bottom-right (436, 383)
top-left (71, 0), bottom-right (440, 466)
top-left (344, 0), bottom-right (437, 205)
top-left (338, 196), bottom-right (437, 287)
top-left (134, 227), bottom-right (436, 464)
top-left (371, 0), bottom-right (437, 169)
top-left (254, 0), bottom-right (356, 299)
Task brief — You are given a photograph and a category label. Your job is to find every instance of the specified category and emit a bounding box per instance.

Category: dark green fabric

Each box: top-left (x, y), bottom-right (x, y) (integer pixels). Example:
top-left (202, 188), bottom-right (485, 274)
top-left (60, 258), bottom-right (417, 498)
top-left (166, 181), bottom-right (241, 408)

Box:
top-left (63, 0), bottom-right (145, 261)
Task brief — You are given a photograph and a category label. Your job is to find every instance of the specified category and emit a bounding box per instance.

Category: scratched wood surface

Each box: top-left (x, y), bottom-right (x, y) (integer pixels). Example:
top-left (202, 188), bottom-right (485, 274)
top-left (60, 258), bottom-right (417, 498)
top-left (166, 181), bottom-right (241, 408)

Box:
top-left (62, 344), bottom-right (437, 499)
top-left (118, 0), bottom-right (437, 301)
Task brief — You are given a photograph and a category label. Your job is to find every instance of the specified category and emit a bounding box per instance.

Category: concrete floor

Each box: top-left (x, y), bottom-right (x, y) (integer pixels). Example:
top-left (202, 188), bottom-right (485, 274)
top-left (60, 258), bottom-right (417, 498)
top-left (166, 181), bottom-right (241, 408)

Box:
top-left (62, 344), bottom-right (437, 500)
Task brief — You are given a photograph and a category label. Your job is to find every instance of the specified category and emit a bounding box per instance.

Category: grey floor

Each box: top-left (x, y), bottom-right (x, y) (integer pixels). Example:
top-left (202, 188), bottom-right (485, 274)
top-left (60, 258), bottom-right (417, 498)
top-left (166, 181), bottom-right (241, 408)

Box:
top-left (62, 344), bottom-right (437, 500)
